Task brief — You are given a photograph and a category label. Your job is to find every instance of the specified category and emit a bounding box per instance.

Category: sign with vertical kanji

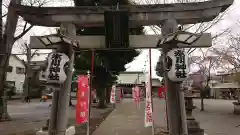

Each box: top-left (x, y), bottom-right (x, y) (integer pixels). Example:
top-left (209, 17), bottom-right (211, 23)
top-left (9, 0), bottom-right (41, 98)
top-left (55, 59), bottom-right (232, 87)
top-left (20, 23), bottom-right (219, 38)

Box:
top-left (45, 52), bottom-right (69, 84)
top-left (144, 73), bottom-right (153, 127)
top-left (76, 75), bottom-right (89, 124)
top-left (110, 85), bottom-right (116, 104)
top-left (167, 48), bottom-right (189, 82)
top-left (104, 11), bottom-right (129, 49)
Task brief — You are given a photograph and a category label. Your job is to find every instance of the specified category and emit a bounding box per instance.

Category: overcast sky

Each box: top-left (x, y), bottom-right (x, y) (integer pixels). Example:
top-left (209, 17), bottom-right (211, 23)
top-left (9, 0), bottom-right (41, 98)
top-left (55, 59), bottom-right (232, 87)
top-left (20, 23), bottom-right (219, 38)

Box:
top-left (12, 0), bottom-right (240, 78)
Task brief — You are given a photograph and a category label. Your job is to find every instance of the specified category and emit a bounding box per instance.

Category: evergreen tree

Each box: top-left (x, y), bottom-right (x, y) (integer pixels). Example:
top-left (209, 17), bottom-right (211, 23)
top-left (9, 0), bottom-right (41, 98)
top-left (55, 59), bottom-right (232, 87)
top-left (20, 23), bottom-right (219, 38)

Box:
top-left (74, 0), bottom-right (144, 108)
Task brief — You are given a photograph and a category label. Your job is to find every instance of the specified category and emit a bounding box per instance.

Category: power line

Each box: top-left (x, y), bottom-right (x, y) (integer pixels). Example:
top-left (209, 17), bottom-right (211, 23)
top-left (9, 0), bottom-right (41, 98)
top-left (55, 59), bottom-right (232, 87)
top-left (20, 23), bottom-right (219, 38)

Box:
top-left (74, 48), bottom-right (144, 52)
top-left (0, 53), bottom-right (50, 55)
top-left (0, 49), bottom-right (145, 56)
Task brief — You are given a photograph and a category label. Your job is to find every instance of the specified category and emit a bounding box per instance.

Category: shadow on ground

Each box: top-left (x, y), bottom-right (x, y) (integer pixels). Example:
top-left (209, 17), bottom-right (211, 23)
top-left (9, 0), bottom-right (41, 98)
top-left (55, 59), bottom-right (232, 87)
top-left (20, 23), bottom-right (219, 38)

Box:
top-left (3, 105), bottom-right (113, 135)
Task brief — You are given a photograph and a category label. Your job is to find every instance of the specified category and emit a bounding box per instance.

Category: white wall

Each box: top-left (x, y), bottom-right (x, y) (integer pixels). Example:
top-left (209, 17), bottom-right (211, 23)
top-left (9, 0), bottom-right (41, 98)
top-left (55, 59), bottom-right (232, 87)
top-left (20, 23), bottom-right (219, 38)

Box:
top-left (6, 56), bottom-right (25, 94)
top-left (117, 72), bottom-right (146, 84)
top-left (152, 79), bottom-right (161, 87)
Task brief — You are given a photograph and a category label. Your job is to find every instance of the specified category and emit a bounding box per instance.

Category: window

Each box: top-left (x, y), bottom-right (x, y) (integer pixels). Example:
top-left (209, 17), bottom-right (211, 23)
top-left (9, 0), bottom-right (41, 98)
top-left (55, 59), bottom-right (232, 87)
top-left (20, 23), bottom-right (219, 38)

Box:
top-left (6, 81), bottom-right (15, 87)
top-left (7, 66), bottom-right (13, 72)
top-left (41, 71), bottom-right (46, 78)
top-left (16, 67), bottom-right (25, 74)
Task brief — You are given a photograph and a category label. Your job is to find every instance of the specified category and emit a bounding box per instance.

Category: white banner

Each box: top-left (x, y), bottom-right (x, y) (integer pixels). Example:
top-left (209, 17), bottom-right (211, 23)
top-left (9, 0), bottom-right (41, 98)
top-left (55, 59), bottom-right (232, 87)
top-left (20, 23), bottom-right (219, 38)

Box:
top-left (110, 85), bottom-right (116, 104)
top-left (144, 73), bottom-right (153, 127)
top-left (132, 86), bottom-right (141, 108)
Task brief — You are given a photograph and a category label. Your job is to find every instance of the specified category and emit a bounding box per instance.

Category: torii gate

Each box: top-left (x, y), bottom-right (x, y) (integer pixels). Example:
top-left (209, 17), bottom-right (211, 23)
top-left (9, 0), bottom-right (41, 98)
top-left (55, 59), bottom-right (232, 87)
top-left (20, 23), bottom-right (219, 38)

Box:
top-left (7, 0), bottom-right (233, 135)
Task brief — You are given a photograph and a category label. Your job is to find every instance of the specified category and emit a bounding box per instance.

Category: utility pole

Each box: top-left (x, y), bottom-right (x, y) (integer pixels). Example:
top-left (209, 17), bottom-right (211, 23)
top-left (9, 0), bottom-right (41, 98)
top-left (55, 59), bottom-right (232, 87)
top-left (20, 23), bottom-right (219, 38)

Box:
top-left (161, 19), bottom-right (187, 135)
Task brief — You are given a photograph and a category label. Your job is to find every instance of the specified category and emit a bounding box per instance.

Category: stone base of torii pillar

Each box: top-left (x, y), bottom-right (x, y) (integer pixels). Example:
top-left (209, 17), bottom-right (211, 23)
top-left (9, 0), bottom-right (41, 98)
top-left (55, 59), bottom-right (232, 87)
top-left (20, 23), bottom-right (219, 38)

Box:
top-left (36, 119), bottom-right (75, 135)
top-left (36, 126), bottom-right (75, 135)
top-left (156, 95), bottom-right (205, 135)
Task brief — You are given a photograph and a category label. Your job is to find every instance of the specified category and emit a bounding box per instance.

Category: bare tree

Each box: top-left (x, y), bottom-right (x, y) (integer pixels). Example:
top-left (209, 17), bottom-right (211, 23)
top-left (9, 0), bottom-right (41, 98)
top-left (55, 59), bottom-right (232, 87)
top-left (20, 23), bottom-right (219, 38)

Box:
top-left (188, 47), bottom-right (223, 111)
top-left (144, 0), bottom-right (230, 112)
top-left (211, 32), bottom-right (240, 72)
top-left (189, 29), bottom-right (239, 110)
top-left (190, 48), bottom-right (223, 82)
top-left (19, 43), bottom-right (39, 102)
top-left (139, 0), bottom-right (232, 60)
top-left (0, 0), bottom-right (49, 121)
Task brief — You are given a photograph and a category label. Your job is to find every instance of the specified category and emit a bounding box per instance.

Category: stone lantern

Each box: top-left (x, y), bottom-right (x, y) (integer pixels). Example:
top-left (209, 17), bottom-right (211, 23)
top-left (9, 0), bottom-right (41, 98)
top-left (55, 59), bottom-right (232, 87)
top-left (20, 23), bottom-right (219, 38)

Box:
top-left (233, 89), bottom-right (240, 114)
top-left (185, 94), bottom-right (204, 135)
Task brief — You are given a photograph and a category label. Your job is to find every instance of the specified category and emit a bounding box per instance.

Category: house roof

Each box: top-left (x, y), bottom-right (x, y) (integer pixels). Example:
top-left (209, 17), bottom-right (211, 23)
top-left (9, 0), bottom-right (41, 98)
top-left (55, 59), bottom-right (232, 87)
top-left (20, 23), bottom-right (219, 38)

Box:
top-left (211, 83), bottom-right (240, 89)
top-left (30, 61), bottom-right (46, 66)
top-left (11, 54), bottom-right (25, 66)
top-left (119, 71), bottom-right (144, 74)
top-left (152, 78), bottom-right (160, 81)
top-left (228, 68), bottom-right (240, 74)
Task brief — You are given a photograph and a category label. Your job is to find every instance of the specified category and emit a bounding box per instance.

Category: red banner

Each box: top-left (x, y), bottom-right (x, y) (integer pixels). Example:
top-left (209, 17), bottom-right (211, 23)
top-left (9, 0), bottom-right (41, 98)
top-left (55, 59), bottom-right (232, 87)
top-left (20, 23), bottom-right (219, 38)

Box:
top-left (76, 75), bottom-right (89, 124)
top-left (116, 87), bottom-right (122, 103)
top-left (132, 87), bottom-right (136, 101)
top-left (110, 85), bottom-right (116, 104)
top-left (132, 86), bottom-right (140, 105)
top-left (158, 86), bottom-right (166, 98)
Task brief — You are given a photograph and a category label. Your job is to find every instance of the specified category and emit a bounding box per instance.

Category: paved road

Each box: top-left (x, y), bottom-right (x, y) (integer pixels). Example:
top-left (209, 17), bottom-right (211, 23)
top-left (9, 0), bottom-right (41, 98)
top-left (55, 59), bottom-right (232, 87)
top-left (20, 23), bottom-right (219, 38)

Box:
top-left (8, 100), bottom-right (51, 121)
top-left (92, 99), bottom-right (152, 135)
top-left (153, 99), bottom-right (240, 135)
top-left (194, 99), bottom-right (240, 135)
top-left (3, 98), bottom-right (240, 135)
top-left (0, 100), bottom-right (51, 135)
top-left (1, 99), bottom-right (112, 135)
top-left (92, 98), bottom-right (240, 135)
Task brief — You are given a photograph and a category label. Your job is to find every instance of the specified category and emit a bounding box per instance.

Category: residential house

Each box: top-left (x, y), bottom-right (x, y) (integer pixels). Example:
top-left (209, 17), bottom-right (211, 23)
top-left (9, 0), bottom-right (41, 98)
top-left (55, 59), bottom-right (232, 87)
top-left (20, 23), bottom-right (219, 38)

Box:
top-left (6, 55), bottom-right (25, 94)
top-left (184, 68), bottom-right (240, 99)
top-left (182, 69), bottom-right (206, 89)
top-left (182, 69), bottom-right (221, 97)
top-left (211, 70), bottom-right (240, 99)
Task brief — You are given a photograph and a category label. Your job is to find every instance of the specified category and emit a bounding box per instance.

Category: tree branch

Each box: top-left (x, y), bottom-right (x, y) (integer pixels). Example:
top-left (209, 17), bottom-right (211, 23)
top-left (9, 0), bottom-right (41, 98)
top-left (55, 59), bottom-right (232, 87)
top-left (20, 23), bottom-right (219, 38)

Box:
top-left (13, 25), bottom-right (33, 42)
top-left (31, 50), bottom-right (38, 59)
top-left (23, 22), bottom-right (27, 32)
top-left (2, 13), bottom-right (7, 18)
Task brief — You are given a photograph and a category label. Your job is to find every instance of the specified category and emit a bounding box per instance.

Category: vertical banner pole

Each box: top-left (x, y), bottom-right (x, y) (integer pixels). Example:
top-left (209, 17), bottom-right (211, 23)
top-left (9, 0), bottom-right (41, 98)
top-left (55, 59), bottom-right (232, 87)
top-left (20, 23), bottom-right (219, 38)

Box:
top-left (164, 87), bottom-right (169, 131)
top-left (136, 86), bottom-right (140, 110)
top-left (91, 49), bottom-right (95, 84)
top-left (87, 71), bottom-right (91, 135)
top-left (85, 50), bottom-right (94, 135)
top-left (149, 49), bottom-right (155, 135)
